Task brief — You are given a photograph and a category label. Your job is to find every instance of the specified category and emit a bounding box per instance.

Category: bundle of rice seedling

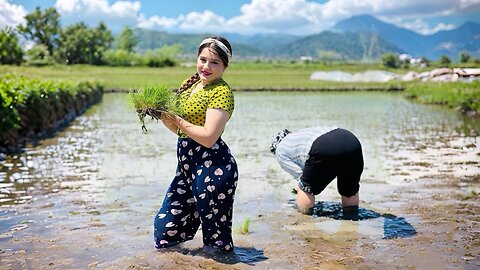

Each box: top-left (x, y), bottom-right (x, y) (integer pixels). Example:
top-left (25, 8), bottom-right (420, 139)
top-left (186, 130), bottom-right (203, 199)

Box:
top-left (129, 85), bottom-right (182, 133)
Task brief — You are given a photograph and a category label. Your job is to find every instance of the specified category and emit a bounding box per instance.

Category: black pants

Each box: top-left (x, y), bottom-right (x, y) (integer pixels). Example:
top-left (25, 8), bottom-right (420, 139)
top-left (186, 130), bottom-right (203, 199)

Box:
top-left (300, 128), bottom-right (363, 197)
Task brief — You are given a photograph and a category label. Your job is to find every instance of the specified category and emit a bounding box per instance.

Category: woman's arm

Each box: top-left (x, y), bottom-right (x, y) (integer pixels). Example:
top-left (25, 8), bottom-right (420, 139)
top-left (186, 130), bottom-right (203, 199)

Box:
top-left (166, 108), bottom-right (230, 148)
top-left (276, 152), bottom-right (303, 180)
top-left (296, 187), bottom-right (315, 215)
top-left (160, 115), bottom-right (179, 134)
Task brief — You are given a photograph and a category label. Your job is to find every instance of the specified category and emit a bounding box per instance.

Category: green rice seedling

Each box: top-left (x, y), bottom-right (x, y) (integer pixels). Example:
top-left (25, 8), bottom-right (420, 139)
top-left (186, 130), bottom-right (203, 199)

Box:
top-left (236, 217), bottom-right (251, 235)
top-left (129, 85), bottom-right (183, 133)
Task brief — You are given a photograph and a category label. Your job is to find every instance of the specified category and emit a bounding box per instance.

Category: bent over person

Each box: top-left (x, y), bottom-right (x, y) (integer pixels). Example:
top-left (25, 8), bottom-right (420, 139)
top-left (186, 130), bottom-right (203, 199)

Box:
top-left (154, 36), bottom-right (238, 252)
top-left (270, 127), bottom-right (364, 217)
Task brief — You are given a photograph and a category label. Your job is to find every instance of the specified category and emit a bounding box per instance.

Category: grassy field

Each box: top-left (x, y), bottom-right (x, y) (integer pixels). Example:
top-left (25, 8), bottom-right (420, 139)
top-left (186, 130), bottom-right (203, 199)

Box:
top-left (1, 63), bottom-right (479, 115)
top-left (1, 63), bottom-right (403, 90)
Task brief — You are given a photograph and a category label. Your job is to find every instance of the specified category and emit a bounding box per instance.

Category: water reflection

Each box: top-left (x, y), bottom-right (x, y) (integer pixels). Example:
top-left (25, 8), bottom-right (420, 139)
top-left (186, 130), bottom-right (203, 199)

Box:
top-left (0, 113), bottom-right (102, 206)
top-left (1, 92), bottom-right (478, 208)
top-left (311, 201), bottom-right (417, 239)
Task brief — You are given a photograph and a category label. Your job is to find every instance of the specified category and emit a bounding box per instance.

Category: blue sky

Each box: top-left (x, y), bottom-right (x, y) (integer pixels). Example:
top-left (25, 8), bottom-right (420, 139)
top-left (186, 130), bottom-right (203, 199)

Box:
top-left (1, 0), bottom-right (479, 35)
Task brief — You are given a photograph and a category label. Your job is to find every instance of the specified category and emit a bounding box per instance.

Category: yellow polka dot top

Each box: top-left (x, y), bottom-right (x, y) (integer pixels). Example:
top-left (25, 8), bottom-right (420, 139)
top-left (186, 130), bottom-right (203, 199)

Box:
top-left (177, 78), bottom-right (234, 138)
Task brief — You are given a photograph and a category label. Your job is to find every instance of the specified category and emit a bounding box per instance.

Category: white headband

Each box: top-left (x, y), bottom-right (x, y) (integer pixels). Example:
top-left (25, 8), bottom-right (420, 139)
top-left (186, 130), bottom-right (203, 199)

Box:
top-left (199, 38), bottom-right (232, 62)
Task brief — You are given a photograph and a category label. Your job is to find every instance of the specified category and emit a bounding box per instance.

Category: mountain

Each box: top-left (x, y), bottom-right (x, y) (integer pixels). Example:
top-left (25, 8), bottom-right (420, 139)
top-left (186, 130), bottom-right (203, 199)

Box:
top-left (135, 29), bottom-right (262, 58)
top-left (134, 29), bottom-right (399, 61)
top-left (133, 15), bottom-right (479, 61)
top-left (332, 15), bottom-right (480, 59)
top-left (269, 31), bottom-right (401, 60)
top-left (222, 33), bottom-right (299, 49)
top-left (427, 21), bottom-right (480, 59)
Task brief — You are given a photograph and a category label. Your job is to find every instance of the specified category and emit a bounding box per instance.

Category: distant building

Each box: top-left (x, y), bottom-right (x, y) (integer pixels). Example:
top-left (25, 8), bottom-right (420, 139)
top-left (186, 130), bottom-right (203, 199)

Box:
top-left (399, 54), bottom-right (411, 62)
top-left (399, 53), bottom-right (425, 66)
top-left (299, 56), bottom-right (313, 62)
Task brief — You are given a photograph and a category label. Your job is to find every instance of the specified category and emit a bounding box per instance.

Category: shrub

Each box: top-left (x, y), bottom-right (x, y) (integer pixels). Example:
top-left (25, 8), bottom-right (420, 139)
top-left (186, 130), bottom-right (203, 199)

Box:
top-left (0, 74), bottom-right (103, 152)
top-left (26, 44), bottom-right (54, 66)
top-left (382, 53), bottom-right (399, 68)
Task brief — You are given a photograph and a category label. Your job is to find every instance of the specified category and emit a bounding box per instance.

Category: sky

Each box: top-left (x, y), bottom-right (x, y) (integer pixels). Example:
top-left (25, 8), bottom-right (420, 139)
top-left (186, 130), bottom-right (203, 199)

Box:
top-left (1, 0), bottom-right (480, 36)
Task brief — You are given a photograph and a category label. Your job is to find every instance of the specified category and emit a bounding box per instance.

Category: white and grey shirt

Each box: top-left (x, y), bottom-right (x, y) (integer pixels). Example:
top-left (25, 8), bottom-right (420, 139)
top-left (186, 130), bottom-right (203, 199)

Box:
top-left (275, 126), bottom-right (337, 182)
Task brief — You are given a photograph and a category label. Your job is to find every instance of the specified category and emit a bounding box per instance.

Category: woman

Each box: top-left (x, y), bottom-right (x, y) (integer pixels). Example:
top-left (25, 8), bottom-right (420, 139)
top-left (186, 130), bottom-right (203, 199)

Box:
top-left (154, 36), bottom-right (238, 252)
top-left (270, 127), bottom-right (363, 218)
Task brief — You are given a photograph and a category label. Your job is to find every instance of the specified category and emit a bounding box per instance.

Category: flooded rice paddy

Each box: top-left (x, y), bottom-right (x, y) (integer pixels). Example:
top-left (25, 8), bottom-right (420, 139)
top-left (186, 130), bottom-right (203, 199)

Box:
top-left (0, 91), bottom-right (479, 269)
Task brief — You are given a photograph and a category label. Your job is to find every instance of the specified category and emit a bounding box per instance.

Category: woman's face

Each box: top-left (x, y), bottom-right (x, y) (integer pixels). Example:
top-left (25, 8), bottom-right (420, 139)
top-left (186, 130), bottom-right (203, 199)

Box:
top-left (196, 47), bottom-right (226, 85)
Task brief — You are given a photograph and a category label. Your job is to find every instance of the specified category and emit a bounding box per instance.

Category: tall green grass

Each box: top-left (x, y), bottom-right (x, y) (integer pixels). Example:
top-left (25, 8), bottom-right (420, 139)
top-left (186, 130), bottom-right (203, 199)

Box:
top-left (129, 85), bottom-right (183, 133)
top-left (404, 81), bottom-right (480, 115)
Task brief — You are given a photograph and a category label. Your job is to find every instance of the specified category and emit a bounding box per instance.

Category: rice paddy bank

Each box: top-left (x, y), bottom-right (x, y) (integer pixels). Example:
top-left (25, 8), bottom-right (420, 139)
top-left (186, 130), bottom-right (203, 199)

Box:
top-left (403, 81), bottom-right (480, 117)
top-left (0, 74), bottom-right (104, 155)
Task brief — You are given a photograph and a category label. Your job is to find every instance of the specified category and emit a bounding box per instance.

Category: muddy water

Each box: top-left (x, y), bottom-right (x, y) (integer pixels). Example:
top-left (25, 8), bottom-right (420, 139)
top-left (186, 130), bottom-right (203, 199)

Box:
top-left (1, 92), bottom-right (479, 269)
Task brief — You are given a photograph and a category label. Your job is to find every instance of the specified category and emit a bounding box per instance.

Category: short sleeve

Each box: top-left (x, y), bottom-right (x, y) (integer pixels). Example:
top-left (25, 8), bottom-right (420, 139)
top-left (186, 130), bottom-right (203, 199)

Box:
top-left (208, 85), bottom-right (234, 116)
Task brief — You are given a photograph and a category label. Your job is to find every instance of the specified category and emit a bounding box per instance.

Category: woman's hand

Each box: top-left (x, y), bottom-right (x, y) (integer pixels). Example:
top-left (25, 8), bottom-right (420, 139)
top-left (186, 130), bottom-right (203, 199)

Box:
top-left (296, 186), bottom-right (315, 215)
top-left (160, 112), bottom-right (179, 134)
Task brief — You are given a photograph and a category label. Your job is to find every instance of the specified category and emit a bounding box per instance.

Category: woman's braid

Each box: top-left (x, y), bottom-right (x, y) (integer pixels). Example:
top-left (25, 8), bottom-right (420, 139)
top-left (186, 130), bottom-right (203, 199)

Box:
top-left (176, 73), bottom-right (200, 95)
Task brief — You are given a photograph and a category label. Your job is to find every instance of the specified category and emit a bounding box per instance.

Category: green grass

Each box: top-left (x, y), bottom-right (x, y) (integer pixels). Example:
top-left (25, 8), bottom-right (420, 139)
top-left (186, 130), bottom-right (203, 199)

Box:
top-left (129, 85), bottom-right (182, 114)
top-left (129, 85), bottom-right (183, 133)
top-left (2, 63), bottom-right (479, 115)
top-left (0, 63), bottom-right (401, 90)
top-left (235, 217), bottom-right (251, 235)
top-left (403, 81), bottom-right (480, 115)
top-left (0, 64), bottom-right (190, 90)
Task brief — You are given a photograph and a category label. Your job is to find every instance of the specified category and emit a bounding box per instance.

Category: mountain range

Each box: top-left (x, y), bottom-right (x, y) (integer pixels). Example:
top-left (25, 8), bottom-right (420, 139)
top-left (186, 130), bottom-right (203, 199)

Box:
top-left (135, 15), bottom-right (480, 61)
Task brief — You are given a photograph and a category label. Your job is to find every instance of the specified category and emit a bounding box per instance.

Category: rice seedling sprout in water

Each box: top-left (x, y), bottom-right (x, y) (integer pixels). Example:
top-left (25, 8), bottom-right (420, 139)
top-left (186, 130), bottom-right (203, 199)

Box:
top-left (129, 85), bottom-right (182, 133)
top-left (236, 217), bottom-right (251, 234)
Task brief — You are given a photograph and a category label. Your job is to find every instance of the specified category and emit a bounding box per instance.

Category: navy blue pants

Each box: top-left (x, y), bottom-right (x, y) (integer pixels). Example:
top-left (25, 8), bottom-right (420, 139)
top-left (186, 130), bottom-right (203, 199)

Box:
top-left (154, 137), bottom-right (238, 251)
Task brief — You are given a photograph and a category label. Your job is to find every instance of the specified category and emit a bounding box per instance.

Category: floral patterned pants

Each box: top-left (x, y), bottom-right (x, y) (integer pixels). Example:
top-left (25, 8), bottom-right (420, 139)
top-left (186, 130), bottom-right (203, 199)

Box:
top-left (154, 137), bottom-right (238, 251)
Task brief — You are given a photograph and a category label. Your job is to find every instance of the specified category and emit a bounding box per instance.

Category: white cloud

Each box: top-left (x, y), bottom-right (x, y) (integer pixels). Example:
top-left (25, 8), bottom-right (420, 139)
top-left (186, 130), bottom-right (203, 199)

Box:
top-left (0, 0), bottom-right (27, 28)
top-left (137, 14), bottom-right (178, 30)
top-left (55, 0), bottom-right (140, 30)
top-left (235, 0), bottom-right (318, 28)
top-left (178, 11), bottom-right (227, 32)
top-left (157, 0), bottom-right (480, 35)
top-left (3, 0), bottom-right (479, 35)
top-left (317, 0), bottom-right (479, 34)
top-left (392, 19), bottom-right (456, 35)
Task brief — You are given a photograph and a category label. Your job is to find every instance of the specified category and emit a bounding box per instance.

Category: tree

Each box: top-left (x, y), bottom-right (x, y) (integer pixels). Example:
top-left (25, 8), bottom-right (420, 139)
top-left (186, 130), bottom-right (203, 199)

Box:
top-left (460, 52), bottom-right (471, 63)
top-left (115, 26), bottom-right (138, 52)
top-left (439, 55), bottom-right (451, 66)
top-left (90, 22), bottom-right (113, 64)
top-left (420, 56), bottom-right (430, 66)
top-left (0, 28), bottom-right (23, 65)
top-left (17, 7), bottom-right (60, 56)
top-left (57, 22), bottom-right (113, 65)
top-left (144, 45), bottom-right (181, 67)
top-left (382, 53), bottom-right (399, 68)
